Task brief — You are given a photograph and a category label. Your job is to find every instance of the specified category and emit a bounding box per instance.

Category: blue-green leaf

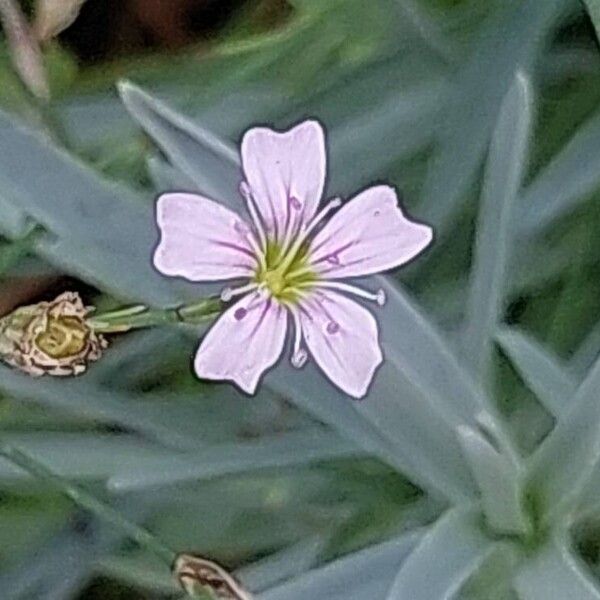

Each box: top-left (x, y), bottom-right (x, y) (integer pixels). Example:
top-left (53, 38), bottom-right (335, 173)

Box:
top-left (463, 71), bottom-right (532, 382)
top-left (261, 531), bottom-right (423, 600)
top-left (387, 507), bottom-right (495, 600)
top-left (457, 426), bottom-right (529, 535)
top-left (514, 534), bottom-right (600, 600)
top-left (0, 109), bottom-right (194, 305)
top-left (527, 354), bottom-right (600, 525)
top-left (518, 111), bottom-right (600, 235)
top-left (496, 327), bottom-right (577, 417)
top-left (118, 81), bottom-right (241, 206)
top-left (419, 0), bottom-right (567, 233)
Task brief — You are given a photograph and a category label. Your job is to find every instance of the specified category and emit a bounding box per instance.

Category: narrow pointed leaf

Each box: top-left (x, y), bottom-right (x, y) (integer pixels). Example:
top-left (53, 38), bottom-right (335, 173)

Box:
top-left (514, 535), bottom-right (600, 600)
top-left (107, 429), bottom-right (360, 492)
top-left (0, 109), bottom-right (194, 304)
top-left (419, 0), bottom-right (566, 233)
top-left (387, 507), bottom-right (495, 600)
top-left (496, 326), bottom-right (577, 416)
top-left (518, 110), bottom-right (600, 235)
top-left (463, 71), bottom-right (532, 381)
top-left (572, 319), bottom-right (600, 376)
top-left (237, 535), bottom-right (327, 592)
top-left (260, 531), bottom-right (423, 600)
top-left (527, 355), bottom-right (600, 524)
top-left (0, 365), bottom-right (206, 452)
top-left (581, 1), bottom-right (600, 45)
top-left (457, 426), bottom-right (529, 535)
top-left (118, 81), bottom-right (241, 206)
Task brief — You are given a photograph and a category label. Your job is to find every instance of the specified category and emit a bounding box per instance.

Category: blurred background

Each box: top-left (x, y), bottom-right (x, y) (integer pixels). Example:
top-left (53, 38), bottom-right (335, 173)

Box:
top-left (0, 0), bottom-right (600, 598)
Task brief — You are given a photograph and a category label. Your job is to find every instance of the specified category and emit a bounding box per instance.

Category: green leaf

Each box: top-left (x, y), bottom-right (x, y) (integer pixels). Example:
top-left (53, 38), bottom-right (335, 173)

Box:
top-left (457, 426), bottom-right (529, 536)
top-left (463, 71), bottom-right (532, 382)
top-left (582, 0), bottom-right (600, 43)
top-left (518, 111), bottom-right (600, 236)
top-left (526, 354), bottom-right (600, 525)
top-left (261, 531), bottom-right (422, 600)
top-left (0, 109), bottom-right (194, 305)
top-left (107, 429), bottom-right (361, 492)
top-left (118, 81), bottom-right (241, 206)
top-left (514, 534), bottom-right (600, 600)
top-left (237, 535), bottom-right (326, 592)
top-left (496, 327), bottom-right (577, 417)
top-left (419, 0), bottom-right (567, 233)
top-left (387, 507), bottom-right (495, 600)
top-left (0, 364), bottom-right (207, 452)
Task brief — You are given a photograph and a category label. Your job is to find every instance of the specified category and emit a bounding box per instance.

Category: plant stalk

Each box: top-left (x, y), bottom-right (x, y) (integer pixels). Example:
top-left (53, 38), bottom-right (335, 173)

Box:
top-left (88, 297), bottom-right (223, 334)
top-left (0, 442), bottom-right (177, 566)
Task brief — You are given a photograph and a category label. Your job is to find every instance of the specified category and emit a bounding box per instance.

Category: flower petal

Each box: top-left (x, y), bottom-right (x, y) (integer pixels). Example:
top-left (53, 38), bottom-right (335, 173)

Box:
top-left (309, 185), bottom-right (433, 279)
top-left (154, 193), bottom-right (257, 282)
top-left (299, 290), bottom-right (383, 398)
top-left (241, 120), bottom-right (326, 242)
top-left (194, 292), bottom-right (287, 394)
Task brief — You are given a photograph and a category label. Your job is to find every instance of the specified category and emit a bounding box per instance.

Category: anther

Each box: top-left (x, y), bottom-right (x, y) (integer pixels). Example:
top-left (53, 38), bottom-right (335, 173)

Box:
top-left (221, 283), bottom-right (258, 302)
top-left (326, 321), bottom-right (340, 334)
top-left (291, 349), bottom-right (308, 368)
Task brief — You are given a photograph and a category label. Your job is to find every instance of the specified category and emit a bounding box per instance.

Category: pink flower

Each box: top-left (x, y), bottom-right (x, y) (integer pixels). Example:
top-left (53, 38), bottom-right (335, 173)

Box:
top-left (154, 120), bottom-right (432, 398)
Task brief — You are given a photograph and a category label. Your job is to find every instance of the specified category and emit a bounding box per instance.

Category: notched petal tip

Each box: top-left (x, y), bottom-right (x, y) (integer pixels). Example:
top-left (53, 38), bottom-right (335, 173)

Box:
top-left (194, 353), bottom-right (260, 396)
top-left (343, 346), bottom-right (384, 400)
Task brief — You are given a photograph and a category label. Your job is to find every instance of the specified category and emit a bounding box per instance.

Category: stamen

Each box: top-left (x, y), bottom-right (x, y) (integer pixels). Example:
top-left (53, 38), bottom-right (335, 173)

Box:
top-left (283, 265), bottom-right (313, 281)
top-left (287, 305), bottom-right (308, 368)
top-left (280, 195), bottom-right (304, 259)
top-left (298, 281), bottom-right (386, 305)
top-left (234, 307), bottom-right (247, 321)
top-left (277, 198), bottom-right (342, 275)
top-left (326, 321), bottom-right (340, 334)
top-left (221, 282), bottom-right (259, 302)
top-left (239, 181), bottom-right (267, 251)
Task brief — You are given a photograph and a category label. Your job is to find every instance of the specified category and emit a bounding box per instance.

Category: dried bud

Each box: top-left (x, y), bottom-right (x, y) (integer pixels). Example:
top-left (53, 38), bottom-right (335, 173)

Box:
top-left (173, 554), bottom-right (253, 600)
top-left (0, 292), bottom-right (107, 377)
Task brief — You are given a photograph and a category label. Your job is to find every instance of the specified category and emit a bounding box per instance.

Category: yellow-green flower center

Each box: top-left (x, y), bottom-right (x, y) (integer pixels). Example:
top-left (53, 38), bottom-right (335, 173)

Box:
top-left (255, 240), bottom-right (316, 303)
top-left (35, 316), bottom-right (90, 359)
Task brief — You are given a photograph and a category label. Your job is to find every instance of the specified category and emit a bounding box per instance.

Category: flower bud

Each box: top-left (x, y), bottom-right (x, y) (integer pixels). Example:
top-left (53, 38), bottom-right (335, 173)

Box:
top-left (173, 553), bottom-right (253, 600)
top-left (0, 292), bottom-right (107, 377)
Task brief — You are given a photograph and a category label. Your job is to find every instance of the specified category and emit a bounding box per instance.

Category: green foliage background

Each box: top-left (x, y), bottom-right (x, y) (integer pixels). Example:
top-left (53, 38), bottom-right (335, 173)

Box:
top-left (1, 0), bottom-right (600, 598)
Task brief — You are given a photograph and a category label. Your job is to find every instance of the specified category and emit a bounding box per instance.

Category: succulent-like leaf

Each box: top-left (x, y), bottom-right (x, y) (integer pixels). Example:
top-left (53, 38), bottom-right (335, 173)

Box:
top-left (514, 534), bottom-right (600, 599)
top-left (462, 71), bottom-right (532, 382)
top-left (581, 0), bottom-right (600, 45)
top-left (386, 506), bottom-right (495, 600)
top-left (419, 0), bottom-right (567, 233)
top-left (107, 428), bottom-right (360, 492)
top-left (0, 109), bottom-right (198, 305)
top-left (118, 81), bottom-right (241, 207)
top-left (457, 426), bottom-right (529, 535)
top-left (526, 354), bottom-right (600, 525)
top-left (260, 531), bottom-right (423, 600)
top-left (496, 326), bottom-right (577, 417)
top-left (237, 535), bottom-right (327, 592)
top-left (518, 110), bottom-right (600, 235)
top-left (0, 364), bottom-right (208, 451)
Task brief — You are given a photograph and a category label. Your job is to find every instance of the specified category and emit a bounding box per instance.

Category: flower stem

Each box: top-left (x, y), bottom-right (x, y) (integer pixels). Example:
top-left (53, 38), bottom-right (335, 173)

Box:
top-left (88, 297), bottom-right (223, 334)
top-left (0, 441), bottom-right (177, 566)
